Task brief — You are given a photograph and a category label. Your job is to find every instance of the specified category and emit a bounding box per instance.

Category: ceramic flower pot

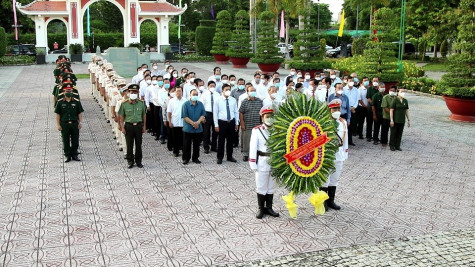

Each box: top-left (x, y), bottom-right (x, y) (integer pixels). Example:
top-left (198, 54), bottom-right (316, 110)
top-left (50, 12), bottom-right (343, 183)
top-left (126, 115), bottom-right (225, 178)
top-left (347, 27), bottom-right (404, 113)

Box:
top-left (443, 95), bottom-right (475, 122)
top-left (229, 57), bottom-right (250, 68)
top-left (213, 54), bottom-right (229, 64)
top-left (258, 63), bottom-right (281, 74)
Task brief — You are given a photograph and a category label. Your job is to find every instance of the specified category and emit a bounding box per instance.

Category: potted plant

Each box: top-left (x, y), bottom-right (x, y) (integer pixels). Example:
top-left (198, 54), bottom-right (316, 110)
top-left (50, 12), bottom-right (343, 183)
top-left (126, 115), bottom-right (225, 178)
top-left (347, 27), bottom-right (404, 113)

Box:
top-left (162, 46), bottom-right (173, 60)
top-left (439, 0), bottom-right (475, 122)
top-left (210, 10), bottom-right (232, 64)
top-left (286, 11), bottom-right (331, 75)
top-left (69, 43), bottom-right (83, 62)
top-left (35, 47), bottom-right (46, 64)
top-left (359, 8), bottom-right (404, 92)
top-left (226, 10), bottom-right (253, 68)
top-left (251, 11), bottom-right (284, 73)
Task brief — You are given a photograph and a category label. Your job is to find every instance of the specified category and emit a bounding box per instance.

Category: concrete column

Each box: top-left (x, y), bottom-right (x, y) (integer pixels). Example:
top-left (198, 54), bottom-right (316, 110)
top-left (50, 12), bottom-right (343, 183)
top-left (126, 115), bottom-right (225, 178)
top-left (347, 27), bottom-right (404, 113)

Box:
top-left (159, 16), bottom-right (169, 52)
top-left (34, 16), bottom-right (47, 48)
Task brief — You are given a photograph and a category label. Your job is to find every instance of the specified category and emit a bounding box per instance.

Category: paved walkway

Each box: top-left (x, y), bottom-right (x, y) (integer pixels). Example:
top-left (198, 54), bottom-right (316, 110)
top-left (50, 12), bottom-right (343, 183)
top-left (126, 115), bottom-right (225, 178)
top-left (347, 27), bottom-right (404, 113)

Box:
top-left (0, 63), bottom-right (474, 266)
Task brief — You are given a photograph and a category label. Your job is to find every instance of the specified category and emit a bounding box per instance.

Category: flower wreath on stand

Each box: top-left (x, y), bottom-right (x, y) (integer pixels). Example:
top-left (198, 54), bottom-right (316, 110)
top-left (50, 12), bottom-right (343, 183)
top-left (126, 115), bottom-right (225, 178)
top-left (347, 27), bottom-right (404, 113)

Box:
top-left (267, 93), bottom-right (339, 218)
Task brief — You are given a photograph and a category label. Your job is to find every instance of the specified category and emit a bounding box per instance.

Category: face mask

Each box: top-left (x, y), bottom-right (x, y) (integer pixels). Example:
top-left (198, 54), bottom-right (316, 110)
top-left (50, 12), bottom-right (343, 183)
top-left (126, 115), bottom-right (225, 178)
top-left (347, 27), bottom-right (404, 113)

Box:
top-left (379, 88), bottom-right (385, 93)
top-left (348, 82), bottom-right (355, 87)
top-left (119, 88), bottom-right (125, 93)
top-left (331, 75), bottom-right (337, 79)
top-left (238, 85), bottom-right (245, 90)
top-left (354, 77), bottom-right (359, 83)
top-left (182, 72), bottom-right (188, 76)
top-left (373, 82), bottom-right (379, 87)
top-left (399, 92), bottom-right (405, 98)
top-left (275, 83), bottom-right (280, 88)
top-left (191, 95), bottom-right (199, 101)
top-left (165, 65), bottom-right (170, 69)
top-left (215, 75), bottom-right (221, 80)
top-left (305, 75), bottom-right (311, 80)
top-left (198, 86), bottom-right (205, 92)
top-left (222, 80), bottom-right (229, 84)
top-left (249, 92), bottom-right (257, 98)
top-left (332, 111), bottom-right (341, 119)
top-left (343, 79), bottom-right (348, 84)
top-left (153, 66), bottom-right (158, 70)
top-left (170, 92), bottom-right (176, 98)
top-left (209, 87), bottom-right (216, 92)
top-left (152, 80), bottom-right (158, 85)
top-left (130, 93), bottom-right (138, 100)
top-left (146, 80), bottom-right (151, 85)
top-left (65, 92), bottom-right (73, 98)
top-left (271, 93), bottom-right (277, 99)
top-left (264, 118), bottom-right (274, 126)
top-left (297, 74), bottom-right (302, 78)
top-left (364, 81), bottom-right (370, 87)
top-left (190, 78), bottom-right (195, 83)
top-left (255, 79), bottom-right (260, 84)
top-left (308, 86), bottom-right (314, 91)
top-left (230, 80), bottom-right (236, 85)
top-left (389, 91), bottom-right (396, 96)
top-left (337, 90), bottom-right (343, 95)
top-left (113, 80), bottom-right (118, 86)
top-left (164, 84), bottom-right (170, 89)
top-left (290, 71), bottom-right (296, 76)
top-left (158, 81), bottom-right (164, 87)
top-left (173, 73), bottom-right (178, 78)
top-left (224, 91), bottom-right (231, 97)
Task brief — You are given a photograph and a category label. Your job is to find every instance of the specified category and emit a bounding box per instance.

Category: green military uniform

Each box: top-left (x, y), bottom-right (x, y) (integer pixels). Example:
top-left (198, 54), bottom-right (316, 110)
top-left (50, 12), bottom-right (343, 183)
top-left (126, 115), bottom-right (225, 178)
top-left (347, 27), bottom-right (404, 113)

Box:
top-left (55, 98), bottom-right (84, 160)
top-left (380, 94), bottom-right (396, 145)
top-left (389, 98), bottom-right (409, 150)
top-left (118, 85), bottom-right (146, 167)
top-left (365, 86), bottom-right (379, 141)
top-left (371, 92), bottom-right (385, 143)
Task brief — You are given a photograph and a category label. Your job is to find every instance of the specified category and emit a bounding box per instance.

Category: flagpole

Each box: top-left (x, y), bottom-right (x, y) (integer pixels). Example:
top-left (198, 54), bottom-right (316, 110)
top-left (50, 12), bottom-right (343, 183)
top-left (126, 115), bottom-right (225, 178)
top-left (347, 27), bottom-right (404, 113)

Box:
top-left (13, 0), bottom-right (18, 41)
top-left (87, 7), bottom-right (91, 37)
top-left (178, 0), bottom-right (182, 54)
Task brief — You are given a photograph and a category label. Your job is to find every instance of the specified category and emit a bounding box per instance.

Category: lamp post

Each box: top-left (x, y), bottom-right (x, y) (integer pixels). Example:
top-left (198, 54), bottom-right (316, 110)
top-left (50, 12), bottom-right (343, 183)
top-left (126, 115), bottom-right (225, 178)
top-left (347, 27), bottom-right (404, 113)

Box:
top-left (397, 0), bottom-right (406, 72)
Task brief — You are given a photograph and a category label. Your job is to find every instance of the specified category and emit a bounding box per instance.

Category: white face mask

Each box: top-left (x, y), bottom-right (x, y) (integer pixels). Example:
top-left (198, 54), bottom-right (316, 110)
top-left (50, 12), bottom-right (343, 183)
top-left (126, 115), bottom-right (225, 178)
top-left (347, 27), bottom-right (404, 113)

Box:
top-left (348, 82), bottom-right (354, 87)
top-left (153, 65), bottom-right (158, 70)
top-left (330, 75), bottom-right (336, 79)
top-left (389, 91), bottom-right (396, 96)
top-left (152, 80), bottom-right (158, 85)
top-left (271, 93), bottom-right (277, 99)
top-left (146, 80), bottom-right (151, 85)
top-left (337, 90), bottom-right (343, 95)
top-left (305, 75), bottom-right (311, 80)
top-left (173, 73), bottom-right (178, 78)
top-left (230, 80), bottom-right (236, 85)
top-left (290, 71), bottom-right (296, 76)
top-left (189, 78), bottom-right (195, 83)
top-left (332, 111), bottom-right (341, 119)
top-left (224, 90), bottom-right (231, 97)
top-left (199, 86), bottom-right (205, 92)
top-left (170, 92), bottom-right (176, 98)
top-left (399, 92), bottom-right (405, 98)
top-left (297, 74), bottom-right (302, 78)
top-left (308, 85), bottom-right (314, 91)
top-left (373, 82), bottom-right (379, 87)
top-left (222, 80), bottom-right (229, 84)
top-left (209, 87), bottom-right (216, 92)
top-left (379, 88), bottom-right (385, 93)
top-left (264, 118), bottom-right (274, 126)
top-left (130, 93), bottom-right (138, 100)
top-left (343, 79), bottom-right (348, 84)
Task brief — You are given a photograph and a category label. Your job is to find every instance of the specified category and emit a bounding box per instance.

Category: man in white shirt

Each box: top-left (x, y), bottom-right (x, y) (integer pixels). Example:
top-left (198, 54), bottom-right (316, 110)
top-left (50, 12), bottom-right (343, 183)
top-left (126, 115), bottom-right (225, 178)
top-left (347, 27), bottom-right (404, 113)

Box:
top-left (200, 81), bottom-right (220, 153)
top-left (151, 62), bottom-right (161, 76)
top-left (251, 73), bottom-right (262, 89)
top-left (167, 86), bottom-right (187, 157)
top-left (237, 83), bottom-right (252, 111)
top-left (262, 86), bottom-right (281, 107)
top-left (213, 84), bottom-right (239, 164)
top-left (323, 77), bottom-right (335, 101)
top-left (305, 79), bottom-right (327, 103)
top-left (183, 72), bottom-right (196, 99)
top-left (207, 66), bottom-right (222, 82)
top-left (216, 74), bottom-right (227, 95)
top-left (256, 74), bottom-right (271, 100)
top-left (131, 67), bottom-right (143, 85)
top-left (356, 77), bottom-right (370, 140)
top-left (343, 76), bottom-right (360, 146)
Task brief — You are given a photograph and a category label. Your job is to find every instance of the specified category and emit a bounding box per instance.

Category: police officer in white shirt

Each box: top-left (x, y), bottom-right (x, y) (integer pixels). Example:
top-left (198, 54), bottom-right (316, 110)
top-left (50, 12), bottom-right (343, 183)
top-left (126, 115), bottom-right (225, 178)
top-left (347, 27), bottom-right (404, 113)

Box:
top-left (213, 84), bottom-right (239, 164)
top-left (200, 81), bottom-right (220, 153)
top-left (167, 86), bottom-right (187, 157)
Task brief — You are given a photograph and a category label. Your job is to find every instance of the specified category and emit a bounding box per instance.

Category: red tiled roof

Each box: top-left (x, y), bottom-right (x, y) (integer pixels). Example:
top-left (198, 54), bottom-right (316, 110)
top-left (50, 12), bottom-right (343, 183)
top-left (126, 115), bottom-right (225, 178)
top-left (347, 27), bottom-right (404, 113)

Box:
top-left (21, 1), bottom-right (67, 12)
top-left (139, 2), bottom-right (182, 13)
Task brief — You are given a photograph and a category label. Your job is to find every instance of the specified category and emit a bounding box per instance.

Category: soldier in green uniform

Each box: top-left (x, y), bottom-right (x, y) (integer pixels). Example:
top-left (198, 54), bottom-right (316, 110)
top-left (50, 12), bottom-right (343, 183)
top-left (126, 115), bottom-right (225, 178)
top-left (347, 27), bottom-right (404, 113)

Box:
top-left (118, 84), bottom-right (147, 168)
top-left (54, 84), bottom-right (84, 162)
top-left (380, 85), bottom-right (397, 147)
top-left (389, 88), bottom-right (411, 151)
top-left (365, 76), bottom-right (380, 142)
top-left (371, 82), bottom-right (386, 145)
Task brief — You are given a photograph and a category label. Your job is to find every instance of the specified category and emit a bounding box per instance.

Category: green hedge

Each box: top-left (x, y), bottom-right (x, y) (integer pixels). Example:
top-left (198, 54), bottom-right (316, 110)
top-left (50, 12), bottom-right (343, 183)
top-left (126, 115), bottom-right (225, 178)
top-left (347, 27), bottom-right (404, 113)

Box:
top-left (195, 20), bottom-right (216, 56)
top-left (0, 27), bottom-right (6, 57)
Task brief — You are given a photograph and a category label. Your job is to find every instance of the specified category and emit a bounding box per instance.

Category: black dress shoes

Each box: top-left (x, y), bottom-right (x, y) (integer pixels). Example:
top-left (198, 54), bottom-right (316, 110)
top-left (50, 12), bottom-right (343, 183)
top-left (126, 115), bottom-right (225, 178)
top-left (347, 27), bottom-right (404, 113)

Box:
top-left (72, 155), bottom-right (81, 161)
top-left (192, 159), bottom-right (201, 164)
top-left (227, 158), bottom-right (237, 163)
top-left (217, 159), bottom-right (223, 164)
top-left (65, 157), bottom-right (71, 163)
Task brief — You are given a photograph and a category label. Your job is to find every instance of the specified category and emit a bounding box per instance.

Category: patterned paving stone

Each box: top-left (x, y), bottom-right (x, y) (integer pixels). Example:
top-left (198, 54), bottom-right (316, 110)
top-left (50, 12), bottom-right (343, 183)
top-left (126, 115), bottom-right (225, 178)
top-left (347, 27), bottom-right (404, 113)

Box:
top-left (0, 63), bottom-right (473, 266)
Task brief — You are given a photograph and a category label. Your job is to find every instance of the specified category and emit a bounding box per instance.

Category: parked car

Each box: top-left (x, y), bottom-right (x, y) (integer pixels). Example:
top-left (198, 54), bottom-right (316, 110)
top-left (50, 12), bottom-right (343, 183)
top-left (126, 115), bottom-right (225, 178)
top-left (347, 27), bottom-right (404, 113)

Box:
top-left (9, 44), bottom-right (36, 56)
top-left (326, 44), bottom-right (353, 58)
top-left (50, 47), bottom-right (68, 54)
top-left (170, 43), bottom-right (187, 55)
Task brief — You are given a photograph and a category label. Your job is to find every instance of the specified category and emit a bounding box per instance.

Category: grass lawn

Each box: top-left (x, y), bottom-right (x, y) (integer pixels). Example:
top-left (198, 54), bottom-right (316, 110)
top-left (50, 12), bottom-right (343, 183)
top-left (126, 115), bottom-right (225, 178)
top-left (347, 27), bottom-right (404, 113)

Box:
top-left (422, 62), bottom-right (449, 72)
top-left (75, 74), bottom-right (90, 79)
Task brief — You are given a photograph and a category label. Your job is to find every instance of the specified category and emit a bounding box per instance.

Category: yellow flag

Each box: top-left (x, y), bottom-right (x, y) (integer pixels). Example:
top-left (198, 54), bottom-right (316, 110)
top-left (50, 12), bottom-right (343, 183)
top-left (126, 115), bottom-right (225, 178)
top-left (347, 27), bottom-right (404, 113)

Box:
top-left (338, 10), bottom-right (345, 37)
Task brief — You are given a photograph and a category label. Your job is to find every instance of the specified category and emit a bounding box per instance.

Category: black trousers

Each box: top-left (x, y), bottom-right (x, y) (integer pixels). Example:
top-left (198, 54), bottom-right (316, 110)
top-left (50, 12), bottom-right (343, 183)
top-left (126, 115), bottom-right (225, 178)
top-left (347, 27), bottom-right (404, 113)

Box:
top-left (146, 108), bottom-right (152, 130)
top-left (381, 118), bottom-right (391, 145)
top-left (217, 119), bottom-right (235, 160)
top-left (172, 127), bottom-right (183, 155)
top-left (366, 108), bottom-right (374, 139)
top-left (203, 112), bottom-right (218, 151)
top-left (60, 121), bottom-right (79, 157)
top-left (152, 104), bottom-right (162, 137)
top-left (183, 132), bottom-right (203, 161)
top-left (233, 128), bottom-right (240, 146)
top-left (390, 122), bottom-right (405, 149)
top-left (125, 122), bottom-right (143, 164)
top-left (373, 114), bottom-right (383, 141)
top-left (167, 125), bottom-right (174, 151)
top-left (348, 111), bottom-right (357, 144)
top-left (356, 106), bottom-right (367, 138)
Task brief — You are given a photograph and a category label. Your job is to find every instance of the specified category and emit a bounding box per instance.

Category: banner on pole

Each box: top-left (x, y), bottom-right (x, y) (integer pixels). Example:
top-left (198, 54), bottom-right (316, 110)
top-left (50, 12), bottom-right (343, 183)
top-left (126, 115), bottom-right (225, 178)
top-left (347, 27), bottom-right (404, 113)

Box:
top-left (338, 10), bottom-right (345, 37)
top-left (280, 10), bottom-right (285, 38)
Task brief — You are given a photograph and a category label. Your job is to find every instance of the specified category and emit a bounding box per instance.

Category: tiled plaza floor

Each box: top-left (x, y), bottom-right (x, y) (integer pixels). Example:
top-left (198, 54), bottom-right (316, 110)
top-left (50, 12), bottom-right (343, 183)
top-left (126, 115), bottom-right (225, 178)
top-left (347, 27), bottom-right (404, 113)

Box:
top-left (0, 63), bottom-right (473, 266)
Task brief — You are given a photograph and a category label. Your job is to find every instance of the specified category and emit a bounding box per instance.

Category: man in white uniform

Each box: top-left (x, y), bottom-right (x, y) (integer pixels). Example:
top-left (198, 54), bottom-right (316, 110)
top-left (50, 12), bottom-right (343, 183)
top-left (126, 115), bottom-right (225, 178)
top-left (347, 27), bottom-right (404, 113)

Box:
top-left (320, 99), bottom-right (349, 211)
top-left (249, 106), bottom-right (279, 219)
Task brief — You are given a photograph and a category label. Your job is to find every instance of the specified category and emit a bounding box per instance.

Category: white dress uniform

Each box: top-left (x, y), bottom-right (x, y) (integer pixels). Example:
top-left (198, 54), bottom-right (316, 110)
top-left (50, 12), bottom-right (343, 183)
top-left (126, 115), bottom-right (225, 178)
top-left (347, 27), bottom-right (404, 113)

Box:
top-left (322, 117), bottom-right (348, 187)
top-left (249, 124), bottom-right (277, 195)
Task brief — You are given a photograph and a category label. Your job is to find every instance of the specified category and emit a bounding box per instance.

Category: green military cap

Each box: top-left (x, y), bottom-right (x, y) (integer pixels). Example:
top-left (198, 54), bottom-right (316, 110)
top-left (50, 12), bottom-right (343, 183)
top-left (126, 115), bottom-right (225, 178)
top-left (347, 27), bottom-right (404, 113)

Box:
top-left (62, 78), bottom-right (76, 85)
top-left (62, 83), bottom-right (74, 91)
top-left (61, 73), bottom-right (77, 79)
top-left (128, 84), bottom-right (139, 91)
top-left (53, 69), bottom-right (61, 76)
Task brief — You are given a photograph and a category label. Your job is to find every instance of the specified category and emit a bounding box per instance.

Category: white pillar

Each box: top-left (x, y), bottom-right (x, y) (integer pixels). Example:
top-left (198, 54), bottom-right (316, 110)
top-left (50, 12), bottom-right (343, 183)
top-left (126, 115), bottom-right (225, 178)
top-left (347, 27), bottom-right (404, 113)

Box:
top-left (34, 15), bottom-right (48, 48)
top-left (159, 16), bottom-right (170, 52)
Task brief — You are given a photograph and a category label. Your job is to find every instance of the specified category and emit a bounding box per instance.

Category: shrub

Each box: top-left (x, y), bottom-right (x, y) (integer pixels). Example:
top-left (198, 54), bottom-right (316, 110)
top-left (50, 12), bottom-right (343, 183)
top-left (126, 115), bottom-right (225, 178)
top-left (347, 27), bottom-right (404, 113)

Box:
top-left (331, 55), bottom-right (364, 74)
top-left (322, 33), bottom-right (352, 48)
top-left (210, 10), bottom-right (232, 55)
top-left (403, 61), bottom-right (425, 78)
top-left (226, 10), bottom-right (252, 58)
top-left (195, 20), bottom-right (216, 56)
top-left (0, 55), bottom-right (35, 65)
top-left (251, 11), bottom-right (284, 64)
top-left (174, 53), bottom-right (214, 62)
top-left (440, 39), bottom-right (448, 58)
top-left (439, 0), bottom-right (475, 99)
top-left (352, 37), bottom-right (370, 56)
top-left (69, 43), bottom-right (83, 54)
top-left (0, 27), bottom-right (6, 57)
top-left (401, 77), bottom-right (437, 94)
